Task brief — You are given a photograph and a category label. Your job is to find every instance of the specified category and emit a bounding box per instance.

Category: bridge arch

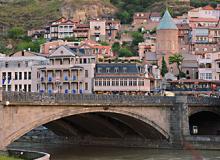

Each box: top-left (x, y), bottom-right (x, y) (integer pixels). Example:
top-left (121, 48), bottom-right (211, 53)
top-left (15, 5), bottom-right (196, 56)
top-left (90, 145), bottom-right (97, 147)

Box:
top-left (4, 107), bottom-right (170, 148)
top-left (189, 110), bottom-right (220, 135)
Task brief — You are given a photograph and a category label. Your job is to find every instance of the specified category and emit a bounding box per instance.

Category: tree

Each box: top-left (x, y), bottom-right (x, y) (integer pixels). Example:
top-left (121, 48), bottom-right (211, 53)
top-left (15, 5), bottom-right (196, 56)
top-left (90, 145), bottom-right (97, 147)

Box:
top-left (8, 27), bottom-right (25, 39)
top-left (118, 48), bottom-right (133, 57)
top-left (100, 41), bottom-right (109, 46)
top-left (169, 54), bottom-right (185, 78)
top-left (117, 11), bottom-right (130, 24)
top-left (16, 38), bottom-right (46, 52)
top-left (161, 56), bottom-right (168, 77)
top-left (131, 31), bottom-right (144, 54)
top-left (112, 42), bottom-right (121, 54)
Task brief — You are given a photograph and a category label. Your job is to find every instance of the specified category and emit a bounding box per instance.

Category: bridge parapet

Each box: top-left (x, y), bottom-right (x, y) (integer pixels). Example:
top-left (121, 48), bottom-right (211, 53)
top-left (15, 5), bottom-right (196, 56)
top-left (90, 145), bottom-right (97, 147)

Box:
top-left (187, 96), bottom-right (220, 106)
top-left (2, 91), bottom-right (176, 106)
top-left (1, 91), bottom-right (220, 107)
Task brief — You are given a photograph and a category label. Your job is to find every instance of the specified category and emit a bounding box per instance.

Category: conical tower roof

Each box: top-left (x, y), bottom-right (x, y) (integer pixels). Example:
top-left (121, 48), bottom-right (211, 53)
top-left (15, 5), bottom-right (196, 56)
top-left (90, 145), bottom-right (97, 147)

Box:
top-left (157, 10), bottom-right (177, 30)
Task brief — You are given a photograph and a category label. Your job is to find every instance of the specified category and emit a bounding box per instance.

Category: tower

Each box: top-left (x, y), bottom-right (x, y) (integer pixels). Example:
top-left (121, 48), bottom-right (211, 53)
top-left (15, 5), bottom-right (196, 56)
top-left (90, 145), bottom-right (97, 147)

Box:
top-left (156, 10), bottom-right (179, 61)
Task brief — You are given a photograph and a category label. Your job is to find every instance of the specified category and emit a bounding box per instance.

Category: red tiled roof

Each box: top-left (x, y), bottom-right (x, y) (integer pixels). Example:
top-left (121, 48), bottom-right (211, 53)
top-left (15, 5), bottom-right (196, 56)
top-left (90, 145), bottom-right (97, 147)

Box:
top-left (190, 17), bottom-right (219, 22)
top-left (202, 5), bottom-right (214, 10)
top-left (177, 23), bottom-right (190, 30)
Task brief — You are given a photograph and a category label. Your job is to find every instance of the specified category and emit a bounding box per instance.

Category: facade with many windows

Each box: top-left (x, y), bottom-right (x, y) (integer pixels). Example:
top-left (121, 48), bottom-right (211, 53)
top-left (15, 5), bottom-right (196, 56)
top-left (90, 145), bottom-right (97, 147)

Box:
top-left (94, 63), bottom-right (152, 94)
top-left (38, 46), bottom-right (96, 94)
top-left (0, 55), bottom-right (48, 92)
top-left (198, 52), bottom-right (220, 80)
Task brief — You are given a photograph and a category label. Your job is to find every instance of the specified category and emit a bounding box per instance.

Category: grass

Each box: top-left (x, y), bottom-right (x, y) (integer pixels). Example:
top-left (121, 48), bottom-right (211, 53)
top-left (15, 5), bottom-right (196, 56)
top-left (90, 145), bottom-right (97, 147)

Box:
top-left (0, 0), bottom-right (113, 30)
top-left (0, 155), bottom-right (23, 160)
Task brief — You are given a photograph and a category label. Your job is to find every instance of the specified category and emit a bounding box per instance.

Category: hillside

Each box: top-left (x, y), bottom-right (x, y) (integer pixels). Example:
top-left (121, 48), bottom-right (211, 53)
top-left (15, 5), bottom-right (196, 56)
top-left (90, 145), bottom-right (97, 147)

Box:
top-left (0, 0), bottom-right (219, 30)
top-left (0, 0), bottom-right (116, 30)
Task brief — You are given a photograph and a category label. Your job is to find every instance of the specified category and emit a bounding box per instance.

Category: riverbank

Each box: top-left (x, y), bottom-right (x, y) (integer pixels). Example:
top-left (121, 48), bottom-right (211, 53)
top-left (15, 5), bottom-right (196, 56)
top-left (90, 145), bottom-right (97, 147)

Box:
top-left (0, 155), bottom-right (22, 160)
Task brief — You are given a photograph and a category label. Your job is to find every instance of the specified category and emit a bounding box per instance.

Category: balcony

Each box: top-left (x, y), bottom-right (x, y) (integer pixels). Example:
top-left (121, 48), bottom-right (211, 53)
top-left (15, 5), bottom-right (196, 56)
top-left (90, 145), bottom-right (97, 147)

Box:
top-left (64, 76), bottom-right (69, 81)
top-left (41, 77), bottom-right (44, 82)
top-left (72, 76), bottom-right (77, 81)
top-left (48, 77), bottom-right (53, 82)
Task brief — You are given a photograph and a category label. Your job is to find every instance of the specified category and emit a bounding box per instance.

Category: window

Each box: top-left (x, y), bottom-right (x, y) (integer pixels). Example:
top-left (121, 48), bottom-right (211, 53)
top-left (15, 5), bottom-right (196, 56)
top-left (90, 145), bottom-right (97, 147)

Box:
top-left (112, 79), bottom-right (116, 86)
top-left (19, 84), bottom-right (22, 91)
top-left (8, 72), bottom-right (11, 80)
top-left (98, 68), bottom-right (102, 73)
top-left (19, 72), bottom-right (22, 80)
top-left (106, 68), bottom-right (110, 73)
top-left (15, 72), bottom-right (18, 80)
top-left (133, 79), bottom-right (137, 86)
top-left (15, 85), bottom-right (18, 91)
top-left (2, 72), bottom-right (6, 82)
top-left (28, 84), bottom-right (31, 92)
top-left (123, 67), bottom-right (127, 73)
top-left (124, 79), bottom-right (128, 86)
top-left (103, 80), bottom-right (107, 86)
top-left (186, 70), bottom-right (189, 75)
top-left (85, 70), bottom-right (88, 78)
top-left (85, 83), bottom-right (88, 90)
top-left (24, 84), bottom-right (27, 92)
top-left (8, 85), bottom-right (11, 91)
top-left (24, 72), bottom-right (27, 80)
top-left (115, 79), bottom-right (119, 86)
top-left (114, 67), bottom-right (119, 73)
top-left (206, 73), bottom-right (212, 80)
top-left (107, 79), bottom-right (110, 86)
top-left (25, 61), bottom-right (28, 67)
top-left (28, 72), bottom-right (31, 80)
top-left (5, 62), bottom-right (8, 68)
top-left (18, 63), bottom-right (20, 68)
top-left (98, 79), bottom-right (102, 86)
top-left (120, 79), bottom-right (123, 86)
top-left (129, 79), bottom-right (132, 86)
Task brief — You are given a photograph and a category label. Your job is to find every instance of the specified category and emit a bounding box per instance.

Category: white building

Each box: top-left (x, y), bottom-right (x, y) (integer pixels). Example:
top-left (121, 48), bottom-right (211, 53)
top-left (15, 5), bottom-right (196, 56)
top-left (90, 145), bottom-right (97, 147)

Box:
top-left (198, 52), bottom-right (220, 80)
top-left (188, 5), bottom-right (220, 19)
top-left (0, 52), bottom-right (48, 92)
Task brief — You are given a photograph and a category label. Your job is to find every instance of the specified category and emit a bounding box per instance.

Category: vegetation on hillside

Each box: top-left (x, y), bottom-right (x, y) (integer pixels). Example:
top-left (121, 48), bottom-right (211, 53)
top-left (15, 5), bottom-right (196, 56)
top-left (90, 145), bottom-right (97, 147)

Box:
top-left (0, 0), bottom-right (61, 30)
top-left (111, 0), bottom-right (220, 24)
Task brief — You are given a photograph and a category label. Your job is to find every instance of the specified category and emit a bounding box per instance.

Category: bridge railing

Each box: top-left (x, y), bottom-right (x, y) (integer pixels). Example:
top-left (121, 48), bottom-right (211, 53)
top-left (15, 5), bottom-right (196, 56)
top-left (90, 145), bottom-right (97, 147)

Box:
top-left (187, 96), bottom-right (220, 106)
top-left (2, 91), bottom-right (220, 106)
top-left (2, 91), bottom-right (176, 106)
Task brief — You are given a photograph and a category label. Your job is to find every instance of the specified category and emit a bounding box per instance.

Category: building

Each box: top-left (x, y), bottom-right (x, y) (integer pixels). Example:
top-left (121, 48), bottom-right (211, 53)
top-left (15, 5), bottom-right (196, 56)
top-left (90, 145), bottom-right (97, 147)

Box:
top-left (38, 46), bottom-right (96, 94)
top-left (138, 39), bottom-right (156, 60)
top-left (132, 12), bottom-right (150, 26)
top-left (73, 24), bottom-right (90, 40)
top-left (181, 53), bottom-right (198, 79)
top-left (0, 51), bottom-right (48, 92)
top-left (177, 23), bottom-right (191, 54)
top-left (188, 5), bottom-right (220, 19)
top-left (44, 17), bottom-right (76, 40)
top-left (105, 19), bottom-right (121, 42)
top-left (89, 19), bottom-right (106, 42)
top-left (198, 52), bottom-right (220, 81)
top-left (93, 63), bottom-right (153, 94)
top-left (156, 10), bottom-right (179, 67)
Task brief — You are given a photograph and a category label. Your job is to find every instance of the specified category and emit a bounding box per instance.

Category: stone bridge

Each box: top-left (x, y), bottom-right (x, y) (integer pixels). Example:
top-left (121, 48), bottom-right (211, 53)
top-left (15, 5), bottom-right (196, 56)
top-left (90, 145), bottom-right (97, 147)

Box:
top-left (0, 92), bottom-right (220, 150)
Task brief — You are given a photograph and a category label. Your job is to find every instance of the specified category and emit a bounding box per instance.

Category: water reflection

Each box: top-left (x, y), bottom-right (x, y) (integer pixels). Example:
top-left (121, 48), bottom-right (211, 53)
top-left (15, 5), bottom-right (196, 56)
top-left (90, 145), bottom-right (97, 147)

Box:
top-left (30, 145), bottom-right (220, 160)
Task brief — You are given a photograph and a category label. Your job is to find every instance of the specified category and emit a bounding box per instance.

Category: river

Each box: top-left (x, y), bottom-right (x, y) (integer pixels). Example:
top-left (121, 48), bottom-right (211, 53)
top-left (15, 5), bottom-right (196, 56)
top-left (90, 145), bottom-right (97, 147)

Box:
top-left (13, 143), bottom-right (220, 160)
